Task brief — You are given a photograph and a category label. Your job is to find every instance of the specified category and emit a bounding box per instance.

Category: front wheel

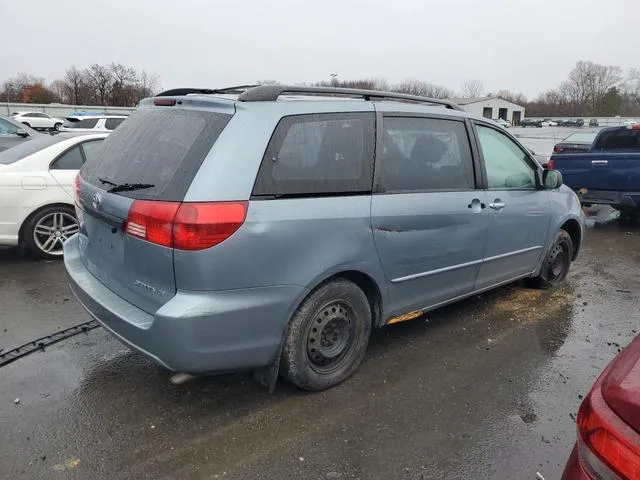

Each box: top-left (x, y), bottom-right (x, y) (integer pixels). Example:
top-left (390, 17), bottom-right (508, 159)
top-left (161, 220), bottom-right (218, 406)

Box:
top-left (23, 206), bottom-right (79, 259)
top-left (527, 230), bottom-right (573, 289)
top-left (281, 279), bottom-right (372, 391)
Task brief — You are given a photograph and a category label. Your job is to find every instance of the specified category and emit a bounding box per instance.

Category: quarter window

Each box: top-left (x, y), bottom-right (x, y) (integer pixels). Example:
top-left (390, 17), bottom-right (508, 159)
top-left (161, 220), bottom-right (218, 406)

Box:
top-left (476, 125), bottom-right (536, 189)
top-left (380, 117), bottom-right (475, 191)
top-left (253, 113), bottom-right (375, 196)
top-left (51, 145), bottom-right (84, 170)
top-left (104, 118), bottom-right (125, 130)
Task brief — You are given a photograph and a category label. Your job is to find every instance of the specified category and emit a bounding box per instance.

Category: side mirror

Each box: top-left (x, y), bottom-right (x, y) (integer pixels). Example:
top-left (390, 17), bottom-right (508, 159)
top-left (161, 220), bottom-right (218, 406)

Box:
top-left (15, 128), bottom-right (29, 138)
top-left (543, 169), bottom-right (563, 189)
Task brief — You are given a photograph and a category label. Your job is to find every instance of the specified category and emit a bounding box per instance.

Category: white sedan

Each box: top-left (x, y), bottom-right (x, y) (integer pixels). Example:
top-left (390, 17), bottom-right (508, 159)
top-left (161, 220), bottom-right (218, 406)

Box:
top-left (11, 111), bottom-right (65, 131)
top-left (0, 133), bottom-right (107, 258)
top-left (541, 119), bottom-right (559, 127)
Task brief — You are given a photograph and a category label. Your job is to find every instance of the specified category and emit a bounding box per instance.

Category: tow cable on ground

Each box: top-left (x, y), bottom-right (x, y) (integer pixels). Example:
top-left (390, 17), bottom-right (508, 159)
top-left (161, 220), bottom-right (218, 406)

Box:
top-left (0, 320), bottom-right (100, 368)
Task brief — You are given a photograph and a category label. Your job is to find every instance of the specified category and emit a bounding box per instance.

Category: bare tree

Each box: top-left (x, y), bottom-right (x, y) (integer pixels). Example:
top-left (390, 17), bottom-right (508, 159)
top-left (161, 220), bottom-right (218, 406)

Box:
top-left (494, 89), bottom-right (527, 105)
top-left (460, 79), bottom-right (485, 98)
top-left (84, 64), bottom-right (113, 105)
top-left (63, 66), bottom-right (88, 105)
top-left (49, 79), bottom-right (69, 103)
top-left (563, 61), bottom-right (622, 112)
top-left (393, 79), bottom-right (454, 99)
top-left (109, 63), bottom-right (137, 106)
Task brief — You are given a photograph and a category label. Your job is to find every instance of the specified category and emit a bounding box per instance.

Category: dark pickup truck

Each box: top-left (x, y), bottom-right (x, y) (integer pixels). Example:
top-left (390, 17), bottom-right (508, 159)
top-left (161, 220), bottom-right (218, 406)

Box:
top-left (548, 124), bottom-right (640, 211)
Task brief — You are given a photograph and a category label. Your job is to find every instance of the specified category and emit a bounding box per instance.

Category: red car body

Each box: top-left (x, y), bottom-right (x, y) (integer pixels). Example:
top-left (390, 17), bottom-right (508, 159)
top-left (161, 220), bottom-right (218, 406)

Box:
top-left (562, 335), bottom-right (640, 479)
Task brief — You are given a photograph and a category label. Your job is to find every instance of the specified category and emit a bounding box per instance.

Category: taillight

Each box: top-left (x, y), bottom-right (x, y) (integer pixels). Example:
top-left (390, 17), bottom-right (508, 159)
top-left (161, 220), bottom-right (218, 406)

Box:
top-left (74, 174), bottom-right (81, 204)
top-left (124, 200), bottom-right (248, 250)
top-left (173, 202), bottom-right (248, 250)
top-left (547, 159), bottom-right (555, 169)
top-left (554, 145), bottom-right (564, 153)
top-left (577, 386), bottom-right (640, 480)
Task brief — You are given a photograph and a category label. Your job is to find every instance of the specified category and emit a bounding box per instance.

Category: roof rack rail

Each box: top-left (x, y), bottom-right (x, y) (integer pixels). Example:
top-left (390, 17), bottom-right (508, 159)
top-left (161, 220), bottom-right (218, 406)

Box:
top-left (155, 85), bottom-right (260, 97)
top-left (237, 85), bottom-right (464, 111)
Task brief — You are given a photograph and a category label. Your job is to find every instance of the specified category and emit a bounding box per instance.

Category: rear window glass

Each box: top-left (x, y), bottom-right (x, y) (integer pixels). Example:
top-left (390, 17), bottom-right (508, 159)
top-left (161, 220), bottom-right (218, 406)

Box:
top-left (64, 118), bottom-right (99, 129)
top-left (0, 135), bottom-right (66, 165)
top-left (564, 132), bottom-right (597, 143)
top-left (593, 129), bottom-right (640, 151)
top-left (81, 108), bottom-right (232, 200)
top-left (253, 112), bottom-right (375, 197)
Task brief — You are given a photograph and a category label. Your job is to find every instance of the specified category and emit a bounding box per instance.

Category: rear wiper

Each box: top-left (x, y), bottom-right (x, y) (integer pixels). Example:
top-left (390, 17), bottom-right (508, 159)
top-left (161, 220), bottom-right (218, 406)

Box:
top-left (98, 177), bottom-right (118, 187)
top-left (108, 183), bottom-right (155, 194)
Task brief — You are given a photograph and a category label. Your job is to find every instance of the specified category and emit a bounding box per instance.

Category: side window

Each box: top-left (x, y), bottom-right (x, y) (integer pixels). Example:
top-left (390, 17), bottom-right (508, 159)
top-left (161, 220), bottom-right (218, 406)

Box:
top-left (104, 118), bottom-right (124, 130)
top-left (24, 113), bottom-right (37, 118)
top-left (80, 139), bottom-right (104, 163)
top-left (0, 118), bottom-right (18, 135)
top-left (476, 125), bottom-right (536, 189)
top-left (65, 118), bottom-right (99, 129)
top-left (253, 113), bottom-right (375, 196)
top-left (36, 113), bottom-right (49, 118)
top-left (380, 117), bottom-right (475, 192)
top-left (51, 145), bottom-right (84, 170)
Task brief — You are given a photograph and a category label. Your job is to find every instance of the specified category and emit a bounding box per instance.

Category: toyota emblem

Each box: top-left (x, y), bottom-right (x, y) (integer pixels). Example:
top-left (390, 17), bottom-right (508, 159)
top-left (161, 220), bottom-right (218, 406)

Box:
top-left (92, 193), bottom-right (102, 210)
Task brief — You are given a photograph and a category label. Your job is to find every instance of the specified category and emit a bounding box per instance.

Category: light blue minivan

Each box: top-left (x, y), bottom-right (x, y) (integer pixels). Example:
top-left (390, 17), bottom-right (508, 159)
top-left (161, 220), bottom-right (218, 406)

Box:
top-left (65, 85), bottom-right (584, 391)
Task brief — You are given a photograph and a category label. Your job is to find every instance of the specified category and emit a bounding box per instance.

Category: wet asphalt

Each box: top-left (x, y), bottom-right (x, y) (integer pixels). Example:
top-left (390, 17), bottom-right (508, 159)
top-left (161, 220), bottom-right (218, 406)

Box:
top-left (1, 127), bottom-right (639, 480)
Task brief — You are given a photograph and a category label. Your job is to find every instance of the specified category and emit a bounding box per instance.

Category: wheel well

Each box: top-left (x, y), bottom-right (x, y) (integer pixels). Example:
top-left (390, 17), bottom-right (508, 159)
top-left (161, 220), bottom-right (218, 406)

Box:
top-left (331, 271), bottom-right (383, 329)
top-left (18, 203), bottom-right (75, 243)
top-left (561, 219), bottom-right (581, 260)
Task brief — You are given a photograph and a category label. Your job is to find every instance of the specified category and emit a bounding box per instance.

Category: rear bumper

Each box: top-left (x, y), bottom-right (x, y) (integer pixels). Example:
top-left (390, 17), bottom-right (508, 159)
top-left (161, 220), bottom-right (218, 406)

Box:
top-left (576, 189), bottom-right (640, 208)
top-left (561, 445), bottom-right (589, 480)
top-left (64, 235), bottom-right (307, 374)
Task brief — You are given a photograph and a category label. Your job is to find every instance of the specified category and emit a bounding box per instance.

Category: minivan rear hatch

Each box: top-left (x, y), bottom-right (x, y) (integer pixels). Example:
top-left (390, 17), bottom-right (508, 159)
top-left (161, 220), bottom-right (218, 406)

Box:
top-left (76, 103), bottom-right (233, 313)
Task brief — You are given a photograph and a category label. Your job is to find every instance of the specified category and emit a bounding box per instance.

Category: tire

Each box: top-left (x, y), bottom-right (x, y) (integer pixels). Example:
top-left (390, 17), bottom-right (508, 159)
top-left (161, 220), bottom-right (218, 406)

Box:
top-left (281, 279), bottom-right (372, 391)
top-left (528, 230), bottom-right (573, 289)
top-left (54, 122), bottom-right (62, 131)
top-left (23, 205), bottom-right (79, 260)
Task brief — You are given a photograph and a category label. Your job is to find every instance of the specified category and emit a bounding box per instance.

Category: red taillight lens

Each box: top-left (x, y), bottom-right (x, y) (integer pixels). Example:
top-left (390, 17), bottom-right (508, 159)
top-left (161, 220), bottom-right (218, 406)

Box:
top-left (125, 201), bottom-right (180, 248)
top-left (577, 386), bottom-right (640, 480)
top-left (74, 174), bottom-right (81, 203)
top-left (124, 200), bottom-right (248, 250)
top-left (554, 145), bottom-right (564, 153)
top-left (547, 159), bottom-right (556, 169)
top-left (173, 202), bottom-right (248, 250)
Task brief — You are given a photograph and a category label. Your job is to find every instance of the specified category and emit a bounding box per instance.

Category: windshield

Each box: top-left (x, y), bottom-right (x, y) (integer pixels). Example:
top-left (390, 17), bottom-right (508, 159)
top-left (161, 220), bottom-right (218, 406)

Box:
top-left (0, 134), bottom-right (67, 164)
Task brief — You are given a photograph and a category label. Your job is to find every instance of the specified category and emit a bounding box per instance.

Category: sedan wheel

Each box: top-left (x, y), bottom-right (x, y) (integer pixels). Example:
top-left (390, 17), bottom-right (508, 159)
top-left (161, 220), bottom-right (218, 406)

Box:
top-left (54, 123), bottom-right (62, 131)
top-left (25, 206), bottom-right (79, 259)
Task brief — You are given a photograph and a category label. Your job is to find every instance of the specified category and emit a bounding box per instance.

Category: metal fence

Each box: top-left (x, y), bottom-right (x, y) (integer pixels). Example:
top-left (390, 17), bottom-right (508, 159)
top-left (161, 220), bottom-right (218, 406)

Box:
top-left (1, 102), bottom-right (136, 118)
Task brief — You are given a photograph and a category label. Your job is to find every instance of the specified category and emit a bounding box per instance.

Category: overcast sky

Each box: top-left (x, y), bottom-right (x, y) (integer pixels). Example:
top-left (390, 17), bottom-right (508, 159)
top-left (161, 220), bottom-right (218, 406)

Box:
top-left (2, 0), bottom-right (638, 99)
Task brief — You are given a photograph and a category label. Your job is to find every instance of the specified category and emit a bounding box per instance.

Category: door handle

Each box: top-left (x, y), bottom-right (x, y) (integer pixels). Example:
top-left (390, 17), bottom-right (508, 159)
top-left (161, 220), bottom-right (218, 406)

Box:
top-left (489, 201), bottom-right (506, 211)
top-left (591, 160), bottom-right (608, 165)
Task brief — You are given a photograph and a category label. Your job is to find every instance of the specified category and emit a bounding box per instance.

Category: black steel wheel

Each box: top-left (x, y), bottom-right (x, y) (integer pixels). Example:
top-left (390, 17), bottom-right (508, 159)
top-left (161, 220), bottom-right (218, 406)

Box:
top-left (528, 230), bottom-right (573, 289)
top-left (281, 279), bottom-right (371, 391)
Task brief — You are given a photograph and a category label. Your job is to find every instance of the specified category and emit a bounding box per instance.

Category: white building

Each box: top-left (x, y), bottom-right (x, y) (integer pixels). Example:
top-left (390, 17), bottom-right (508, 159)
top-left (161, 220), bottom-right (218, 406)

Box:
top-left (450, 96), bottom-right (525, 125)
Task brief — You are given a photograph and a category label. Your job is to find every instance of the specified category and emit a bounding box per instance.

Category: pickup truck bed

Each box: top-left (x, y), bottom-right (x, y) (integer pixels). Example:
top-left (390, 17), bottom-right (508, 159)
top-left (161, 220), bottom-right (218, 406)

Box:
top-left (549, 125), bottom-right (640, 209)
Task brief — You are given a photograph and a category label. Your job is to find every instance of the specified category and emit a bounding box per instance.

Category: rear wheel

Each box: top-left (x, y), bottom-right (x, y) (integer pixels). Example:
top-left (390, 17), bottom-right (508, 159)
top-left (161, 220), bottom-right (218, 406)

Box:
top-left (54, 122), bottom-right (62, 131)
top-left (281, 279), bottom-right (372, 391)
top-left (528, 230), bottom-right (573, 289)
top-left (24, 205), bottom-right (79, 259)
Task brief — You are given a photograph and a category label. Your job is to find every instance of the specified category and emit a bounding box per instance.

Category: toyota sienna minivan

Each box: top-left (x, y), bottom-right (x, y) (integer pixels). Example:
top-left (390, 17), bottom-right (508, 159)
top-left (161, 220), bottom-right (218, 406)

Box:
top-left (65, 85), bottom-right (584, 391)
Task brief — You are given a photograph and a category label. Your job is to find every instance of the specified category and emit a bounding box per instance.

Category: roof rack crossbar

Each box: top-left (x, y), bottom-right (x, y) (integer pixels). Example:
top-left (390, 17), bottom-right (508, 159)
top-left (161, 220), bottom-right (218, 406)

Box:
top-left (156, 85), bottom-right (261, 97)
top-left (236, 85), bottom-right (464, 111)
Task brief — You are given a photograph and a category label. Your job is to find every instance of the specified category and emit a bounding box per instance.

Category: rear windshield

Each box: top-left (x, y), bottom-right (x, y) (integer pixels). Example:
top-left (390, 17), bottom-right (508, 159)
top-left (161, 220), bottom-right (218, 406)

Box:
top-left (593, 129), bottom-right (640, 152)
top-left (81, 108), bottom-right (232, 200)
top-left (564, 132), bottom-right (597, 143)
top-left (64, 118), bottom-right (99, 129)
top-left (0, 135), bottom-right (66, 165)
